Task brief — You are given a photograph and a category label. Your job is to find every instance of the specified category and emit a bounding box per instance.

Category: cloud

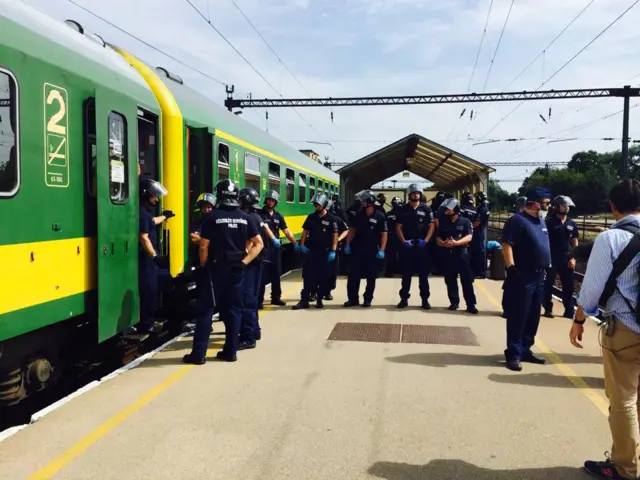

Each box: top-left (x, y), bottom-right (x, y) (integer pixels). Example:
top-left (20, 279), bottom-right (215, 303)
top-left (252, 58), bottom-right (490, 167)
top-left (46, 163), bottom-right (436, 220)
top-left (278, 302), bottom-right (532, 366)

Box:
top-left (23, 0), bottom-right (640, 192)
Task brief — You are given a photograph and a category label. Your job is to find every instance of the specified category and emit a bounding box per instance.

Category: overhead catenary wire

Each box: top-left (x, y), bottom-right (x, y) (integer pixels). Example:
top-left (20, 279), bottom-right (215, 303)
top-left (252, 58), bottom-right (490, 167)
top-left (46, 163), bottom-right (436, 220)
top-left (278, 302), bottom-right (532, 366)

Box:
top-left (183, 0), bottom-right (333, 148)
top-left (503, 0), bottom-right (598, 90)
top-left (446, 0), bottom-right (494, 141)
top-left (64, 0), bottom-right (288, 138)
top-left (66, 0), bottom-right (228, 86)
top-left (473, 0), bottom-right (640, 144)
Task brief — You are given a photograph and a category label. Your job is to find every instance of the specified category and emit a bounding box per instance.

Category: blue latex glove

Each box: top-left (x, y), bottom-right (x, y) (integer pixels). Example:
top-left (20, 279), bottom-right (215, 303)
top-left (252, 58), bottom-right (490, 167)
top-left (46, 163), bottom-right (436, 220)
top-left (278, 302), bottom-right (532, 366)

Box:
top-left (300, 245), bottom-right (310, 254)
top-left (376, 250), bottom-right (385, 260)
top-left (403, 240), bottom-right (413, 248)
top-left (272, 238), bottom-right (281, 248)
top-left (416, 239), bottom-right (427, 248)
top-left (344, 244), bottom-right (351, 255)
top-left (328, 251), bottom-right (336, 262)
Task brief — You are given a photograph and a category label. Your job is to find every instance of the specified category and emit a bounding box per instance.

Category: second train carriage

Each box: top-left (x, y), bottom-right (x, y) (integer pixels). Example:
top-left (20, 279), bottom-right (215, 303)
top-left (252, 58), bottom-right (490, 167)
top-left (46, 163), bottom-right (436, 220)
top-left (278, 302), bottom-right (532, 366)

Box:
top-left (0, 1), bottom-right (339, 406)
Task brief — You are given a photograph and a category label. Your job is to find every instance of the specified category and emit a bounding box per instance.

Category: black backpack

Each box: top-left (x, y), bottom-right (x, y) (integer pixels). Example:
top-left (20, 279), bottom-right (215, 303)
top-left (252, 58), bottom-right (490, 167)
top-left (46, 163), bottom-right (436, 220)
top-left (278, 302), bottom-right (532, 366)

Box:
top-left (599, 223), bottom-right (640, 321)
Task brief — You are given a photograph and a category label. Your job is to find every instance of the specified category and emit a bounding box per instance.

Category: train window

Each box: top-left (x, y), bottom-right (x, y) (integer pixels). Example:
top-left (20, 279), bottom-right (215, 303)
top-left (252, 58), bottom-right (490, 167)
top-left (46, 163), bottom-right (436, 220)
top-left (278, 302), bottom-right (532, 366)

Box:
top-left (268, 161), bottom-right (280, 194)
top-left (137, 109), bottom-right (158, 182)
top-left (309, 177), bottom-right (315, 199)
top-left (218, 142), bottom-right (229, 182)
top-left (108, 111), bottom-right (128, 204)
top-left (0, 69), bottom-right (19, 197)
top-left (285, 168), bottom-right (294, 202)
top-left (299, 173), bottom-right (307, 203)
top-left (245, 152), bottom-right (260, 192)
top-left (83, 99), bottom-right (97, 197)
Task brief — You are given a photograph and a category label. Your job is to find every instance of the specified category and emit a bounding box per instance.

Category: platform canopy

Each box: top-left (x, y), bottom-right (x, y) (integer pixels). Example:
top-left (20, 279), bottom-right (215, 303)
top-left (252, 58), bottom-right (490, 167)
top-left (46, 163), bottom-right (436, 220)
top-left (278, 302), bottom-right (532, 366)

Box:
top-left (337, 133), bottom-right (495, 200)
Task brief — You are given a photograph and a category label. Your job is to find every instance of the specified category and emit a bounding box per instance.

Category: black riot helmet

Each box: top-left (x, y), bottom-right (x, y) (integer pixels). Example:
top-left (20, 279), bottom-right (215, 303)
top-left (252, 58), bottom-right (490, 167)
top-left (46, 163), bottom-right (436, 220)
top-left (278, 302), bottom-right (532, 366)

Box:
top-left (140, 178), bottom-right (168, 200)
top-left (265, 190), bottom-right (280, 205)
top-left (376, 193), bottom-right (386, 206)
top-left (391, 196), bottom-right (402, 208)
top-left (196, 192), bottom-right (216, 211)
top-left (407, 183), bottom-right (421, 195)
top-left (311, 193), bottom-right (329, 209)
top-left (407, 183), bottom-right (422, 202)
top-left (215, 179), bottom-right (239, 207)
top-left (354, 190), bottom-right (367, 202)
top-left (238, 187), bottom-right (260, 208)
top-left (441, 197), bottom-right (461, 215)
top-left (331, 193), bottom-right (342, 206)
top-left (462, 192), bottom-right (473, 205)
top-left (360, 190), bottom-right (377, 208)
top-left (552, 195), bottom-right (575, 208)
top-left (475, 191), bottom-right (487, 205)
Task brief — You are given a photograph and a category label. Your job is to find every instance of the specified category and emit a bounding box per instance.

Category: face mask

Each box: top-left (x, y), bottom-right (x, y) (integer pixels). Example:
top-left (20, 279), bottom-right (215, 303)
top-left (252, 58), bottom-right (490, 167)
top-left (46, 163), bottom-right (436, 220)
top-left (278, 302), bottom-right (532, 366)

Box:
top-left (557, 211), bottom-right (567, 216)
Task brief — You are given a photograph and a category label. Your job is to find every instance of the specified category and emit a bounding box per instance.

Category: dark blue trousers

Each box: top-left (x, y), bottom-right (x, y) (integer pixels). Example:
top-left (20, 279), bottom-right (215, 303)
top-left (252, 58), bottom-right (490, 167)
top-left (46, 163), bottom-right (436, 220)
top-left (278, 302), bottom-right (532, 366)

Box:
top-left (347, 250), bottom-right (379, 303)
top-left (399, 244), bottom-right (430, 301)
top-left (138, 257), bottom-right (171, 330)
top-left (542, 262), bottom-right (575, 313)
top-left (240, 262), bottom-right (263, 342)
top-left (259, 248), bottom-right (282, 304)
top-left (192, 264), bottom-right (245, 358)
top-left (470, 234), bottom-right (486, 277)
top-left (301, 250), bottom-right (331, 301)
top-left (442, 250), bottom-right (477, 307)
top-left (504, 269), bottom-right (545, 360)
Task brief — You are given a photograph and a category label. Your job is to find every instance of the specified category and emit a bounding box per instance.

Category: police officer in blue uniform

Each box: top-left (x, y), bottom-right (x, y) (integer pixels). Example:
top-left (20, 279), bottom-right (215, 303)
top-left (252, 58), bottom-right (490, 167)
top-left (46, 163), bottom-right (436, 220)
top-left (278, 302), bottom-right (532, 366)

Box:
top-left (396, 184), bottom-right (435, 309)
top-left (346, 191), bottom-right (365, 227)
top-left (343, 191), bottom-right (388, 307)
top-left (137, 178), bottom-right (174, 334)
top-left (436, 198), bottom-right (478, 313)
top-left (258, 190), bottom-right (297, 308)
top-left (501, 187), bottom-right (552, 371)
top-left (189, 193), bottom-right (216, 248)
top-left (384, 196), bottom-right (403, 277)
top-left (471, 191), bottom-right (490, 278)
top-left (183, 179), bottom-right (264, 364)
top-left (326, 200), bottom-right (349, 300)
top-left (238, 187), bottom-right (268, 349)
top-left (293, 194), bottom-right (339, 310)
top-left (542, 195), bottom-right (579, 318)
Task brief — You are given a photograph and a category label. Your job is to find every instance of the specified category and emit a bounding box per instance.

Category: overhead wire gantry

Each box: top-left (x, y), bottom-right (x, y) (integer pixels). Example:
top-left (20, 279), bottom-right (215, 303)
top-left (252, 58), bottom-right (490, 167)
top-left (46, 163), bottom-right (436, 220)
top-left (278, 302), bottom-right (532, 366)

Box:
top-left (225, 85), bottom-right (640, 177)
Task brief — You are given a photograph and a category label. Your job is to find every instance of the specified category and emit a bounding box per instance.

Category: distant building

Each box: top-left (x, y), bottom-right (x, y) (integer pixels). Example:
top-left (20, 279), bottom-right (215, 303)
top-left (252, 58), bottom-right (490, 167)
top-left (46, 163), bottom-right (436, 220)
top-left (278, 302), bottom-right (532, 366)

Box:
top-left (299, 149), bottom-right (321, 163)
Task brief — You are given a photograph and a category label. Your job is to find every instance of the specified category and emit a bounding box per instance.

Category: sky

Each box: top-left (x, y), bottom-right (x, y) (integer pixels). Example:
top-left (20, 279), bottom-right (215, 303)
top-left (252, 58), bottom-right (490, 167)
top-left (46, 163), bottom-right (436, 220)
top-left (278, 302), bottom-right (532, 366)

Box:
top-left (23, 0), bottom-right (640, 193)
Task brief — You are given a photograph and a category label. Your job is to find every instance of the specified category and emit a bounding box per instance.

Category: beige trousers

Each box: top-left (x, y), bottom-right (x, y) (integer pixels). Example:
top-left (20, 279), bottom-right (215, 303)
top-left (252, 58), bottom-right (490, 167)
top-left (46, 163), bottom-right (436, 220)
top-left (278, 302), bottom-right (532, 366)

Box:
top-left (602, 319), bottom-right (640, 479)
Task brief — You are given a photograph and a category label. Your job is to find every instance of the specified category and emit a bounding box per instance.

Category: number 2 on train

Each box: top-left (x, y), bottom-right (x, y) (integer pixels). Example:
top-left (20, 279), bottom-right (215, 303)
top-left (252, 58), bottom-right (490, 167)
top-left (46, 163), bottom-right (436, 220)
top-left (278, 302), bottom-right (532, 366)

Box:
top-left (43, 83), bottom-right (70, 188)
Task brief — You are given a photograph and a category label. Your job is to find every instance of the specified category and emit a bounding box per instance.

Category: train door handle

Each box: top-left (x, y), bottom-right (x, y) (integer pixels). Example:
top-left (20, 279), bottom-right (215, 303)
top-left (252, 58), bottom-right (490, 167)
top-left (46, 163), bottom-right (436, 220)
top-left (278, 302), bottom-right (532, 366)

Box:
top-left (111, 243), bottom-right (115, 255)
top-left (125, 240), bottom-right (129, 254)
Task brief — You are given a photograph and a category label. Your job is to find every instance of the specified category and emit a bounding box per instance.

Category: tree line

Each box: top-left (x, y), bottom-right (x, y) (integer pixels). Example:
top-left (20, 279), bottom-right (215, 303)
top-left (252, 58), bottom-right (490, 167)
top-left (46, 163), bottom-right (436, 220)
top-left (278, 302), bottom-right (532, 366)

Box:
top-left (488, 145), bottom-right (640, 214)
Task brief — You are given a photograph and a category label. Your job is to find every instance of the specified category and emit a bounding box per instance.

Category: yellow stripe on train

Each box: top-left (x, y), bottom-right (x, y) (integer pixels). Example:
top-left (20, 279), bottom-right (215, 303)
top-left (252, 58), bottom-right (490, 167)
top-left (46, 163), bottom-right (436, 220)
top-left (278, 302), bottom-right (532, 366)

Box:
top-left (0, 215), bottom-right (308, 316)
top-left (0, 237), bottom-right (96, 316)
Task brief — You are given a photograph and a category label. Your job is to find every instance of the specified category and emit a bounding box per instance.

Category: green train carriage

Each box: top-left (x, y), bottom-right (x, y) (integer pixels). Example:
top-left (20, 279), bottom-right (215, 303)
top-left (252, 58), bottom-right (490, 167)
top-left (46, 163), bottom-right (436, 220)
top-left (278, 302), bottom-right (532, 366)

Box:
top-left (0, 1), bottom-right (339, 406)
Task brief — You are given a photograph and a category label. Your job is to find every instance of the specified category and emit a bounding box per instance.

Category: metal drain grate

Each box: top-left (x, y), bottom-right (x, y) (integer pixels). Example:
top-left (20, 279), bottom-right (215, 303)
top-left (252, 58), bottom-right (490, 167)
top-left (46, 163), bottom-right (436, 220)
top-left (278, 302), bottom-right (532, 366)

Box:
top-left (327, 322), bottom-right (402, 343)
top-left (401, 325), bottom-right (479, 346)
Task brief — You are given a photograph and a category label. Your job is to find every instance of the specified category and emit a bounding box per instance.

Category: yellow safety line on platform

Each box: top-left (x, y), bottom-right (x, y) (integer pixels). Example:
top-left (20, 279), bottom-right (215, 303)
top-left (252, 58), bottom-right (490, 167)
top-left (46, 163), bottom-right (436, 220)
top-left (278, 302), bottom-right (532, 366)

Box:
top-left (28, 282), bottom-right (303, 480)
top-left (475, 281), bottom-right (609, 417)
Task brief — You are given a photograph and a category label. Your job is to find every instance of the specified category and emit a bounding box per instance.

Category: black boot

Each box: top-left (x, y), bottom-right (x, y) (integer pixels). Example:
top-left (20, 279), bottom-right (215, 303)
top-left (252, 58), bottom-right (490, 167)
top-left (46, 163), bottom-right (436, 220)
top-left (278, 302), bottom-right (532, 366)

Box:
top-left (293, 300), bottom-right (309, 310)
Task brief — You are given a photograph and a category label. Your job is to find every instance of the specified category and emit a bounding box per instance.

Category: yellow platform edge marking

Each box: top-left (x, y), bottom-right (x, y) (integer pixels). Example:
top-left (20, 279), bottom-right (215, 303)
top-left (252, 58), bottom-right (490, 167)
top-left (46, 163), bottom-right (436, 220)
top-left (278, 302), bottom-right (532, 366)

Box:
top-left (475, 281), bottom-right (609, 417)
top-left (27, 282), bottom-right (303, 480)
top-left (0, 237), bottom-right (96, 316)
top-left (215, 130), bottom-right (339, 186)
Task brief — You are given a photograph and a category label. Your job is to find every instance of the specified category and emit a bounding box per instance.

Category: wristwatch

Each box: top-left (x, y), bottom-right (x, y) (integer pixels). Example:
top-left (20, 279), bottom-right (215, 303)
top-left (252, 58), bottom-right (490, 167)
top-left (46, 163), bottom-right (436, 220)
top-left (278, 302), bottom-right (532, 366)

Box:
top-left (573, 317), bottom-right (586, 325)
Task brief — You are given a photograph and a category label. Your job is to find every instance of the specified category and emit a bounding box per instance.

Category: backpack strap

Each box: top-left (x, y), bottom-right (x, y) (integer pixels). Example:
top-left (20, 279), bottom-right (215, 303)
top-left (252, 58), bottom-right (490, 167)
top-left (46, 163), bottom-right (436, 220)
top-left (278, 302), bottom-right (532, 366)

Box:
top-left (599, 223), bottom-right (640, 308)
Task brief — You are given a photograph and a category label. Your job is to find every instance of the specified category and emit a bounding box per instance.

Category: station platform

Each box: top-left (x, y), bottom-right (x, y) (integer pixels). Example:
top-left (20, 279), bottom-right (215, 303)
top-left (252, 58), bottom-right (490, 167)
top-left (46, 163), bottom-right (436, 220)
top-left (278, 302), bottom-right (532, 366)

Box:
top-left (1, 270), bottom-right (610, 480)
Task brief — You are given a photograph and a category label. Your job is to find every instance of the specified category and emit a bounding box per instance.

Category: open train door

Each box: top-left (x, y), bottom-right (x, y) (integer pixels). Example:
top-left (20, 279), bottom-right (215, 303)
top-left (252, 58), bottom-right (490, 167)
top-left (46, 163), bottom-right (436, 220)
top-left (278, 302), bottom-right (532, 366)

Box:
top-left (94, 89), bottom-right (140, 342)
